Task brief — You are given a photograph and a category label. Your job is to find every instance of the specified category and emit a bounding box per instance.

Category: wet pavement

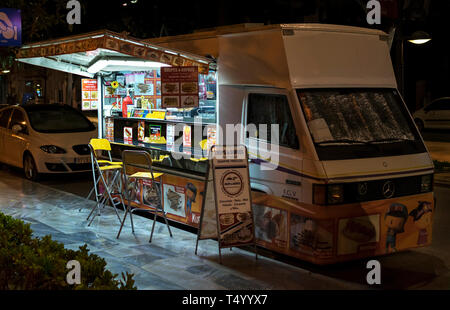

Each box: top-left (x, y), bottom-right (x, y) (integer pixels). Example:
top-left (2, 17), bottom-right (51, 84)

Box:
top-left (0, 169), bottom-right (367, 290)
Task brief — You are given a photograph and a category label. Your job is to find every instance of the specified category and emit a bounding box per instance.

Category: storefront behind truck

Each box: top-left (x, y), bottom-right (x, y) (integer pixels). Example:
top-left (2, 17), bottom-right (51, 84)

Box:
top-left (150, 23), bottom-right (435, 264)
top-left (16, 24), bottom-right (435, 265)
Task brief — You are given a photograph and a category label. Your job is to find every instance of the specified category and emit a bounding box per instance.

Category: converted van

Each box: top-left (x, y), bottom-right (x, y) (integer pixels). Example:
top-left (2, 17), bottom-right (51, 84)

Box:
top-left (150, 24), bottom-right (434, 264)
top-left (16, 24), bottom-right (434, 264)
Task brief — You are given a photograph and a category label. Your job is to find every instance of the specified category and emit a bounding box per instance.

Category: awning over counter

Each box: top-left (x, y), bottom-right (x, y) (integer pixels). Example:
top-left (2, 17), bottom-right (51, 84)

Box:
top-left (16, 30), bottom-right (213, 78)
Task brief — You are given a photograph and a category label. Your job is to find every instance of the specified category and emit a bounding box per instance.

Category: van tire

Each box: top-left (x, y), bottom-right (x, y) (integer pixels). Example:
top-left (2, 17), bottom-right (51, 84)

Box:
top-left (415, 119), bottom-right (424, 132)
top-left (23, 153), bottom-right (39, 181)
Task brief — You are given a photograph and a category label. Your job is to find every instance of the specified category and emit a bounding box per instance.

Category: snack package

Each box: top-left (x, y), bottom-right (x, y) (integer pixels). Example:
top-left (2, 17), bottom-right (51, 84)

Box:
top-left (124, 127), bottom-right (133, 144)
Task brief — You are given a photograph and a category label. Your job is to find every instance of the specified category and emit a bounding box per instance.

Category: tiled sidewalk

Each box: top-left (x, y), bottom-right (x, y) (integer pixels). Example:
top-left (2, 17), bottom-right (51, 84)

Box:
top-left (0, 170), bottom-right (365, 290)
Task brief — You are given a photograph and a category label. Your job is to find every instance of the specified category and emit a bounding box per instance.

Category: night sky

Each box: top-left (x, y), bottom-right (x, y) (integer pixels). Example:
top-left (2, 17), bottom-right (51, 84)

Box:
top-left (2, 0), bottom-right (449, 105)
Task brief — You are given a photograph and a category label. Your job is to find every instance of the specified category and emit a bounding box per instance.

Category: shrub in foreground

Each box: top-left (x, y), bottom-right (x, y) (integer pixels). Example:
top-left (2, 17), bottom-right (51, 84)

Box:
top-left (0, 212), bottom-right (136, 290)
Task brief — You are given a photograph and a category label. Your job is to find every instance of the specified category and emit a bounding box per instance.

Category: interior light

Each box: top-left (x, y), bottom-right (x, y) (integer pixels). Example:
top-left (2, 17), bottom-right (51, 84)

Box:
top-left (87, 59), bottom-right (169, 74)
top-left (1, 70), bottom-right (10, 74)
top-left (87, 59), bottom-right (108, 73)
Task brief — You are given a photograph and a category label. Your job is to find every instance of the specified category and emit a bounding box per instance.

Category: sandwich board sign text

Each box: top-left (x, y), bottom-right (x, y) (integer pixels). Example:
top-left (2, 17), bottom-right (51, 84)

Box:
top-left (196, 145), bottom-right (257, 263)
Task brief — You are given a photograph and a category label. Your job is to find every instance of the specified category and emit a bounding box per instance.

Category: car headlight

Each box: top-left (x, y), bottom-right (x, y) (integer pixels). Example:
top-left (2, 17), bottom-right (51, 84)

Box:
top-left (40, 145), bottom-right (67, 154)
top-left (420, 174), bottom-right (433, 192)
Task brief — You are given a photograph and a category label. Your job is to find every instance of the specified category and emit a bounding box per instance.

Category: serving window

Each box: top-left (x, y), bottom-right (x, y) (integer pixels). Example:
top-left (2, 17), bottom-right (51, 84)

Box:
top-left (101, 67), bottom-right (217, 165)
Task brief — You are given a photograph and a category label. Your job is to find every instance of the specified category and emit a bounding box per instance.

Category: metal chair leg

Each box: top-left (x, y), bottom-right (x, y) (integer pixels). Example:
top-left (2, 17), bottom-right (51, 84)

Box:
top-left (117, 175), bottom-right (134, 239)
top-left (162, 211), bottom-right (173, 237)
top-left (149, 212), bottom-right (157, 243)
top-left (101, 170), bottom-right (122, 223)
top-left (157, 182), bottom-right (172, 237)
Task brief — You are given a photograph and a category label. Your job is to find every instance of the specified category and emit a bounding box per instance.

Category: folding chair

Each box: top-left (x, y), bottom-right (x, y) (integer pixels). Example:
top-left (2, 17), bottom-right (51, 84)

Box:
top-left (116, 150), bottom-right (173, 242)
top-left (86, 139), bottom-right (123, 203)
top-left (86, 142), bottom-right (125, 226)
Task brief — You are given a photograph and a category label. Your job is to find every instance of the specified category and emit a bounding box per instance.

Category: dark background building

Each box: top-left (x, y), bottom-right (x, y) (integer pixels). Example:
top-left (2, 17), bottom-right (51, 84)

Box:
top-left (1, 0), bottom-right (448, 112)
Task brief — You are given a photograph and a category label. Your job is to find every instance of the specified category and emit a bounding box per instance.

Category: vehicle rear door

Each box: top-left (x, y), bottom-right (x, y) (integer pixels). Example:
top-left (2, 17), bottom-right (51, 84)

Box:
top-left (0, 108), bottom-right (13, 164)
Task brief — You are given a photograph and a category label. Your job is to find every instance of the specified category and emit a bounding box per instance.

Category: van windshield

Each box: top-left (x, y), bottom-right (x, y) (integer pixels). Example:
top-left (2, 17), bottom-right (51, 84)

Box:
top-left (297, 89), bottom-right (426, 160)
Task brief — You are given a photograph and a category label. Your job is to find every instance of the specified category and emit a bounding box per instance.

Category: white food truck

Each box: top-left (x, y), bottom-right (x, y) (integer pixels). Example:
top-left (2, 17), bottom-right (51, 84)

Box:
top-left (150, 23), bottom-right (435, 264)
top-left (16, 24), bottom-right (435, 264)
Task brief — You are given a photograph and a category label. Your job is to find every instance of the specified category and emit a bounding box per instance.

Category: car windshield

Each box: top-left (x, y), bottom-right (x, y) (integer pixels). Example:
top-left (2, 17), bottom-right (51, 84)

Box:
top-left (24, 105), bottom-right (95, 133)
top-left (297, 89), bottom-right (426, 160)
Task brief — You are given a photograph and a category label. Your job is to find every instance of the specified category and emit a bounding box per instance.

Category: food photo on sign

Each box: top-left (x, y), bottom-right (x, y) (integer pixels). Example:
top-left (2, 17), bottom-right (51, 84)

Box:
top-left (254, 205), bottom-right (288, 248)
top-left (163, 184), bottom-right (186, 218)
top-left (219, 212), bottom-right (254, 246)
top-left (289, 214), bottom-right (334, 257)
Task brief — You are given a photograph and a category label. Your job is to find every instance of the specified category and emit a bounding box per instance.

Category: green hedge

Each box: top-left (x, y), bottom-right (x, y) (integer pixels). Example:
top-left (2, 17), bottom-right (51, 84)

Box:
top-left (0, 212), bottom-right (136, 290)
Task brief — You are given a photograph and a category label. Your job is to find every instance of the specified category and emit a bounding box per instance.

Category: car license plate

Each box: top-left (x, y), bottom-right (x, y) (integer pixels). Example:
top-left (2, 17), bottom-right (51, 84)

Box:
top-left (75, 157), bottom-right (91, 164)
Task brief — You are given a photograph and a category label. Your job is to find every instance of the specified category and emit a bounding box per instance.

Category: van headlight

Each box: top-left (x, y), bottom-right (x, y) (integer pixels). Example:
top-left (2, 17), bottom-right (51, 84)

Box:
top-left (328, 184), bottom-right (344, 204)
top-left (40, 145), bottom-right (67, 154)
top-left (420, 174), bottom-right (433, 192)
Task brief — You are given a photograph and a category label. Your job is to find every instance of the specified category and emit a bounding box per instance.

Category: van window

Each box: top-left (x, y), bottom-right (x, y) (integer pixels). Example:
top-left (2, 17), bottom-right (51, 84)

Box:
top-left (0, 109), bottom-right (12, 128)
top-left (247, 93), bottom-right (299, 149)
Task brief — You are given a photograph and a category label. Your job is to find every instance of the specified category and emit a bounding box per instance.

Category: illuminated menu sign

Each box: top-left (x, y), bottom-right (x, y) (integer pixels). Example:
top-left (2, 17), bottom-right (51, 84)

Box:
top-left (81, 79), bottom-right (98, 110)
top-left (161, 66), bottom-right (198, 108)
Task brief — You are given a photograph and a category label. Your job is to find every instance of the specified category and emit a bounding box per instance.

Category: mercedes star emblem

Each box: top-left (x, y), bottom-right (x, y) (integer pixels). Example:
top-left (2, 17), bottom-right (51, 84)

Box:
top-left (382, 181), bottom-right (395, 198)
top-left (357, 182), bottom-right (368, 196)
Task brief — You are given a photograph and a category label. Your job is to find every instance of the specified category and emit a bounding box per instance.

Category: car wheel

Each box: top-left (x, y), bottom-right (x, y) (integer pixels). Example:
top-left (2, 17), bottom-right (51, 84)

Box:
top-left (414, 119), bottom-right (424, 132)
top-left (23, 153), bottom-right (39, 181)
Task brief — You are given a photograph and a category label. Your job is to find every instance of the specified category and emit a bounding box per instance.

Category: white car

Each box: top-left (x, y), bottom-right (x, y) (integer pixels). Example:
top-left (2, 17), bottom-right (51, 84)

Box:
top-left (0, 104), bottom-right (97, 180)
top-left (413, 97), bottom-right (450, 131)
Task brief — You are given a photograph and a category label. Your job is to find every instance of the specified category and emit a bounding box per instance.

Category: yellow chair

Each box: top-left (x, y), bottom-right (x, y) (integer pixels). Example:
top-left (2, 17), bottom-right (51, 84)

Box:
top-left (89, 138), bottom-right (123, 166)
top-left (86, 139), bottom-right (123, 202)
top-left (86, 141), bottom-right (125, 226)
top-left (116, 149), bottom-right (172, 242)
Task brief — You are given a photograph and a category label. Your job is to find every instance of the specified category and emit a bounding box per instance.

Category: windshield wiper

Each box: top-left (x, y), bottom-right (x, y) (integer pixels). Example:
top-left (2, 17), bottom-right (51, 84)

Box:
top-left (368, 138), bottom-right (415, 144)
top-left (315, 139), bottom-right (371, 145)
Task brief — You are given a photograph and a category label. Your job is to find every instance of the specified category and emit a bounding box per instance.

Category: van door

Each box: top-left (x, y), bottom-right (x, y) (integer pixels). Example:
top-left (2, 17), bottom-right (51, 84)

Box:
top-left (243, 88), bottom-right (302, 201)
top-left (0, 108), bottom-right (13, 164)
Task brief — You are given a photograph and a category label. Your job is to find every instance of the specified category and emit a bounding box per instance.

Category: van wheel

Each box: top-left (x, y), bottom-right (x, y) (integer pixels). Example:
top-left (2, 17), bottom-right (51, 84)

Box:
top-left (23, 154), bottom-right (39, 181)
top-left (415, 119), bottom-right (424, 132)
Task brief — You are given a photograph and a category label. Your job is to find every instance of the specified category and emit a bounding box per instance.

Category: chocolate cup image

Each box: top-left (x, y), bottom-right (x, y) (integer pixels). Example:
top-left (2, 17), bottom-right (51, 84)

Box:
top-left (342, 218), bottom-right (376, 243)
top-left (220, 214), bottom-right (235, 226)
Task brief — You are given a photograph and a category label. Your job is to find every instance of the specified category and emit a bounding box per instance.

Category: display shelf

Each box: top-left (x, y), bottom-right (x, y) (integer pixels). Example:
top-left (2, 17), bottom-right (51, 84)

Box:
top-left (106, 115), bottom-right (215, 126)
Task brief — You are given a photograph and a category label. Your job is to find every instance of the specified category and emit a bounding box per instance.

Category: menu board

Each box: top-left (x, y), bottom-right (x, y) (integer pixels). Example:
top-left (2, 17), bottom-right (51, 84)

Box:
top-left (212, 146), bottom-right (254, 248)
top-left (161, 66), bottom-right (199, 108)
top-left (197, 145), bottom-right (255, 251)
top-left (81, 79), bottom-right (98, 110)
